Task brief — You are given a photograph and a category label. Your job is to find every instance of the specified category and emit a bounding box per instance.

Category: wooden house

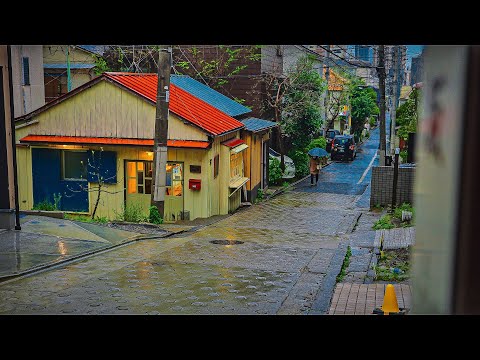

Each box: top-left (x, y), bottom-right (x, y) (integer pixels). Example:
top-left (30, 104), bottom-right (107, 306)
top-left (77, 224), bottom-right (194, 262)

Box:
top-left (169, 75), bottom-right (277, 203)
top-left (240, 118), bottom-right (277, 202)
top-left (43, 45), bottom-right (98, 103)
top-left (14, 72), bottom-right (249, 222)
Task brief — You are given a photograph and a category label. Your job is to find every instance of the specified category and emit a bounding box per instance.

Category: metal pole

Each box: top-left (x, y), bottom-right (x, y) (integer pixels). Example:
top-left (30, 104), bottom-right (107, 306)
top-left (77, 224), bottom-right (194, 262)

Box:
top-left (7, 46), bottom-right (21, 230)
top-left (151, 46), bottom-right (172, 218)
top-left (66, 45), bottom-right (72, 92)
top-left (392, 148), bottom-right (400, 209)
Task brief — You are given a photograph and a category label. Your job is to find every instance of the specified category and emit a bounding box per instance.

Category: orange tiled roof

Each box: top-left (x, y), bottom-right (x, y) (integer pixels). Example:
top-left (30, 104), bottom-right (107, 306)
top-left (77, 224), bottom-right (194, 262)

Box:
top-left (104, 72), bottom-right (245, 136)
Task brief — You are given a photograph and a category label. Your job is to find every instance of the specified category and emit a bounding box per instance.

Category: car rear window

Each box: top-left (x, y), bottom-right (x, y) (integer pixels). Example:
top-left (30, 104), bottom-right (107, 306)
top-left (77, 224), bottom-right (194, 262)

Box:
top-left (334, 138), bottom-right (349, 145)
top-left (327, 132), bottom-right (336, 138)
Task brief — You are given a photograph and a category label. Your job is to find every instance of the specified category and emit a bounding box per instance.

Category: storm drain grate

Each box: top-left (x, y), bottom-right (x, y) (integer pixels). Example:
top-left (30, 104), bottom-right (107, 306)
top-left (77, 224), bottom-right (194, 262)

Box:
top-left (210, 240), bottom-right (244, 245)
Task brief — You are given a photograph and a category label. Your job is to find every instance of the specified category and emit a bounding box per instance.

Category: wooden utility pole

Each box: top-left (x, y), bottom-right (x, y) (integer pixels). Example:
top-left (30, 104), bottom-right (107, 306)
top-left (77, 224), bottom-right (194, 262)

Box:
top-left (151, 46), bottom-right (172, 218)
top-left (377, 45), bottom-right (387, 165)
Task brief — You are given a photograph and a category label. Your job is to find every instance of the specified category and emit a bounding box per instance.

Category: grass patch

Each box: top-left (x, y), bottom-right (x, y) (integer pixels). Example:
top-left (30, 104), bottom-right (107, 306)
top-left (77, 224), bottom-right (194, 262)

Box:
top-left (336, 246), bottom-right (352, 283)
top-left (65, 213), bottom-right (108, 224)
top-left (374, 248), bottom-right (410, 282)
top-left (372, 214), bottom-right (395, 230)
top-left (114, 203), bottom-right (149, 223)
top-left (32, 199), bottom-right (56, 211)
top-left (372, 203), bottom-right (415, 230)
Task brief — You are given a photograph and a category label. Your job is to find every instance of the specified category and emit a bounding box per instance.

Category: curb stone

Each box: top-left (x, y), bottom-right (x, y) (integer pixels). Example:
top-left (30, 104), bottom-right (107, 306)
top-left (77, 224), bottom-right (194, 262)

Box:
top-left (308, 242), bottom-right (348, 315)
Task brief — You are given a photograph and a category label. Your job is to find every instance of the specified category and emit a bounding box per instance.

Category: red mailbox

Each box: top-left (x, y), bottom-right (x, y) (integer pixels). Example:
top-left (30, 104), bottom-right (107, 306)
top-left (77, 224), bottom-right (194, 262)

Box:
top-left (189, 179), bottom-right (201, 191)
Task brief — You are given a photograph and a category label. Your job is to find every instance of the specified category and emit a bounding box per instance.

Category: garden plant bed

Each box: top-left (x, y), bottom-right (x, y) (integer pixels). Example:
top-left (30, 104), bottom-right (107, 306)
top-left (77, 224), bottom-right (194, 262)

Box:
top-left (375, 247), bottom-right (410, 282)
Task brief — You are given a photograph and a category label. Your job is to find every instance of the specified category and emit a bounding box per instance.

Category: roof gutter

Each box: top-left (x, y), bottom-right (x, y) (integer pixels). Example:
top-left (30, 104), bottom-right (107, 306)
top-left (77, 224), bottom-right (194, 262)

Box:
top-left (7, 46), bottom-right (21, 230)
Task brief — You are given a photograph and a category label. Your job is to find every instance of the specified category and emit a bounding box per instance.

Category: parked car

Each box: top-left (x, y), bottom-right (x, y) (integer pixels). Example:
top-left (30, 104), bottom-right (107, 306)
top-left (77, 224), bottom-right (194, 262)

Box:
top-left (331, 135), bottom-right (357, 161)
top-left (326, 129), bottom-right (341, 152)
top-left (269, 148), bottom-right (296, 178)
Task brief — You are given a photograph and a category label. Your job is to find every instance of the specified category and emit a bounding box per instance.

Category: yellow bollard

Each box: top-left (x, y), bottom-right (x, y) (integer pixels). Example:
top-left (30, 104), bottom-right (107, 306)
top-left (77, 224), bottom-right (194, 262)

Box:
top-left (381, 284), bottom-right (400, 315)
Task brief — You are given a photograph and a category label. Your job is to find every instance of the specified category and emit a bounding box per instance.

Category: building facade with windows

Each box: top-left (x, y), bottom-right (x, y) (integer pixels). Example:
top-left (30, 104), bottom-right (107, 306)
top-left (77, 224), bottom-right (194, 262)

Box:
top-left (14, 72), bottom-right (249, 222)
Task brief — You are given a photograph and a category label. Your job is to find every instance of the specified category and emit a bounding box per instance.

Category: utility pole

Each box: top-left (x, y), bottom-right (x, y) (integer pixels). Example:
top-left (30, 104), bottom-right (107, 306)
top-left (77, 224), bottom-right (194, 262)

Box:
top-left (377, 45), bottom-right (387, 165)
top-left (390, 45), bottom-right (399, 155)
top-left (151, 46), bottom-right (172, 218)
top-left (324, 45), bottom-right (330, 133)
top-left (66, 45), bottom-right (72, 92)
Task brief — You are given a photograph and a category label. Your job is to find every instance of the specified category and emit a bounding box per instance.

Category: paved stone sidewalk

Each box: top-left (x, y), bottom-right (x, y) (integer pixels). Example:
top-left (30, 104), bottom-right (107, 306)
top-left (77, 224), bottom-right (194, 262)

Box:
top-left (328, 283), bottom-right (412, 315)
top-left (374, 227), bottom-right (416, 249)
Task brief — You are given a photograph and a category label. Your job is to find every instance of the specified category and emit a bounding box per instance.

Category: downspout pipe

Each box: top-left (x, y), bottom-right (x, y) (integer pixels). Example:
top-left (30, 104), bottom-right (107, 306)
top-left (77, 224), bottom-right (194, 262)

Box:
top-left (7, 45), bottom-right (21, 230)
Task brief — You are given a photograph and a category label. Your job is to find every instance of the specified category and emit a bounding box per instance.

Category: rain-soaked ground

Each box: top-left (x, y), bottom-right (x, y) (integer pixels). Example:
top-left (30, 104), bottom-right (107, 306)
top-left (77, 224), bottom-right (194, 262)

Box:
top-left (0, 122), bottom-right (386, 315)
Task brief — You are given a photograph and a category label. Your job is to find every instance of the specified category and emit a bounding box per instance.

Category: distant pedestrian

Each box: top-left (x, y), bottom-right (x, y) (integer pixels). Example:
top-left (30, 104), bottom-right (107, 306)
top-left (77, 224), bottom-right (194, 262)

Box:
top-left (309, 156), bottom-right (321, 186)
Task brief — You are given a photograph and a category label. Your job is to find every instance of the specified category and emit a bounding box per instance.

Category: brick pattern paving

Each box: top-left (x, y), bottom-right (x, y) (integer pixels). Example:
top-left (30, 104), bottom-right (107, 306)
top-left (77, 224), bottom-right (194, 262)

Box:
top-left (328, 283), bottom-right (412, 315)
top-left (374, 227), bottom-right (415, 250)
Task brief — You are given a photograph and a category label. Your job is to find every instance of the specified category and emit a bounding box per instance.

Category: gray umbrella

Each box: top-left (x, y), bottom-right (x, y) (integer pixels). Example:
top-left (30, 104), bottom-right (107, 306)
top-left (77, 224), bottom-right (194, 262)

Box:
top-left (308, 147), bottom-right (329, 157)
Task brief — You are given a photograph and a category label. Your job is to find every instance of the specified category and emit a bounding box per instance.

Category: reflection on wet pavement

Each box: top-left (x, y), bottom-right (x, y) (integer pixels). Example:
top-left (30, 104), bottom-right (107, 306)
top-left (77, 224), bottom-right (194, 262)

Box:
top-left (0, 216), bottom-right (144, 278)
top-left (0, 130), bottom-right (384, 313)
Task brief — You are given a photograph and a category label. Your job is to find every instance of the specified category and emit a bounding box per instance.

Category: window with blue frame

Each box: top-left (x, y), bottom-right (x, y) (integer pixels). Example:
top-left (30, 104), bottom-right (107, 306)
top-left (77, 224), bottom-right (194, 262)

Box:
top-left (62, 150), bottom-right (88, 180)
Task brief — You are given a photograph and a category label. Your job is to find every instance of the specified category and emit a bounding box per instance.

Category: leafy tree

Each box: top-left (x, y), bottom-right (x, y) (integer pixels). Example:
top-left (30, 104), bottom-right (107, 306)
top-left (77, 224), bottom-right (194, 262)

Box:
top-left (174, 45), bottom-right (262, 104)
top-left (348, 77), bottom-right (379, 136)
top-left (307, 137), bottom-right (327, 150)
top-left (396, 88), bottom-right (420, 140)
top-left (287, 150), bottom-right (310, 178)
top-left (263, 55), bottom-right (326, 169)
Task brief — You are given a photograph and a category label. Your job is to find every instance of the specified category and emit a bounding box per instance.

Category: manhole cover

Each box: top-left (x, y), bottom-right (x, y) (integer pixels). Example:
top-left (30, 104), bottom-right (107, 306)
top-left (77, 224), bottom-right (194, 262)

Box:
top-left (210, 240), bottom-right (244, 245)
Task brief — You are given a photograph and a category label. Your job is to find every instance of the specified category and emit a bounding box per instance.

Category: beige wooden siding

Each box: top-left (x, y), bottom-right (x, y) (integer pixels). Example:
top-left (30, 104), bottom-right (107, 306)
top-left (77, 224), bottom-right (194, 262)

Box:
top-left (16, 81), bottom-right (208, 141)
top-left (15, 146), bottom-right (33, 210)
top-left (43, 45), bottom-right (95, 64)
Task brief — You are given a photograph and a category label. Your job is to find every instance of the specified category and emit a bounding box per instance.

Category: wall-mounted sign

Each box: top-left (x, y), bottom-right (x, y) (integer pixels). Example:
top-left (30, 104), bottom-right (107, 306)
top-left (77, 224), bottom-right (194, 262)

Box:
top-left (190, 165), bottom-right (201, 173)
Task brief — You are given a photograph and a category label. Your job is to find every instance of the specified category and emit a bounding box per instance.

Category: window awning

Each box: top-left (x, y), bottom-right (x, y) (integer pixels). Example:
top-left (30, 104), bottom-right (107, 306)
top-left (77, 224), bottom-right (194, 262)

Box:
top-left (230, 143), bottom-right (248, 154)
top-left (229, 176), bottom-right (249, 189)
top-left (19, 135), bottom-right (211, 149)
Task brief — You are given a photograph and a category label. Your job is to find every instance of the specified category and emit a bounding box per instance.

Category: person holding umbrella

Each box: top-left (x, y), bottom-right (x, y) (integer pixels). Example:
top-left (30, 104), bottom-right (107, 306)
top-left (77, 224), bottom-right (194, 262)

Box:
top-left (309, 156), bottom-right (321, 186)
top-left (307, 147), bottom-right (328, 186)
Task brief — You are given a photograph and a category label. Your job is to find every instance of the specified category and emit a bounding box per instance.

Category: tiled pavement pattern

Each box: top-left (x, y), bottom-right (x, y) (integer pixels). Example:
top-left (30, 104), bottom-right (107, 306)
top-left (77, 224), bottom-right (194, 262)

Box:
top-left (328, 283), bottom-right (412, 315)
top-left (374, 227), bottom-right (416, 250)
top-left (0, 190), bottom-right (361, 315)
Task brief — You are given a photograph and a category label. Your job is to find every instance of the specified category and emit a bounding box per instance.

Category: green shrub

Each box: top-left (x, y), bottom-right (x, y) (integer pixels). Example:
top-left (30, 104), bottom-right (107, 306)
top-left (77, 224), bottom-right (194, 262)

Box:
top-left (256, 189), bottom-right (264, 201)
top-left (269, 157), bottom-right (283, 185)
top-left (369, 117), bottom-right (376, 127)
top-left (307, 137), bottom-right (327, 150)
top-left (149, 205), bottom-right (163, 224)
top-left (114, 203), bottom-right (148, 223)
top-left (95, 216), bottom-right (109, 224)
top-left (32, 199), bottom-right (56, 211)
top-left (372, 214), bottom-right (395, 230)
top-left (53, 193), bottom-right (62, 210)
top-left (400, 149), bottom-right (408, 163)
top-left (282, 181), bottom-right (290, 188)
top-left (393, 202), bottom-right (414, 222)
top-left (288, 150), bottom-right (310, 178)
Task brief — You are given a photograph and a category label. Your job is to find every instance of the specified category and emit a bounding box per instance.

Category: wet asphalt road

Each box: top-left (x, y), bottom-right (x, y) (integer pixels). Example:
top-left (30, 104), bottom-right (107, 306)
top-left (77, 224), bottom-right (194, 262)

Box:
top-left (0, 120), bottom-right (388, 315)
